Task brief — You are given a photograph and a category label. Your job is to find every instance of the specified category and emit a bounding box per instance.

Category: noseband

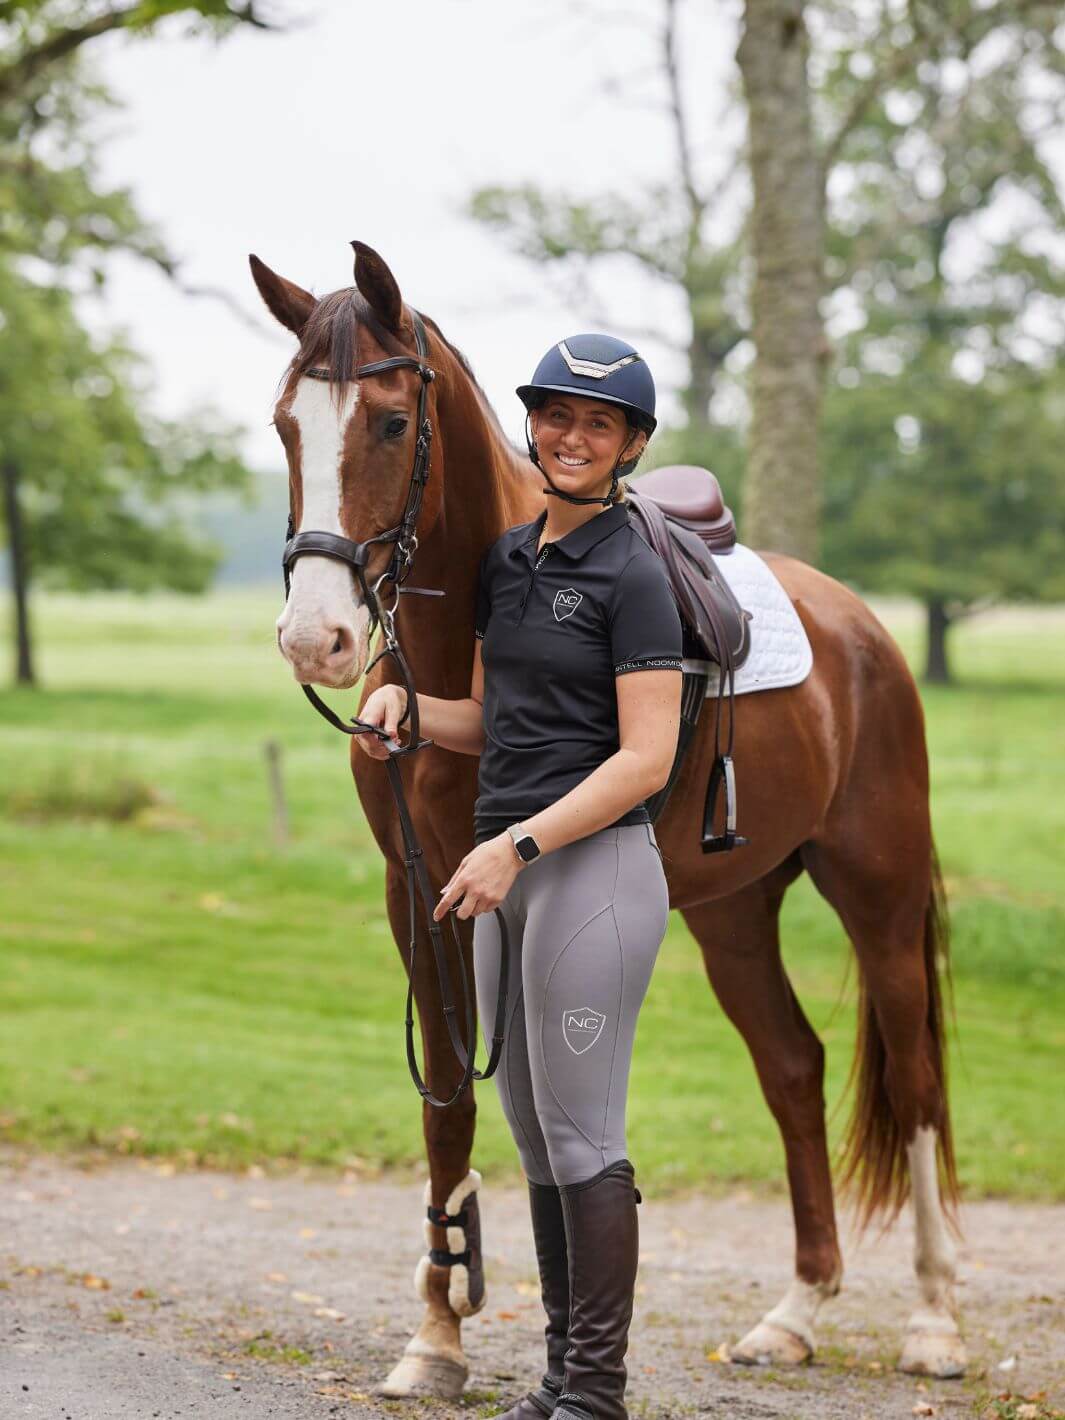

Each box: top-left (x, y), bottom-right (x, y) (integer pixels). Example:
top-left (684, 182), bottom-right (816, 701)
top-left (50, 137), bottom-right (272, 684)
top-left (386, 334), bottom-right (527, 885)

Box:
top-left (281, 309), bottom-right (507, 1108)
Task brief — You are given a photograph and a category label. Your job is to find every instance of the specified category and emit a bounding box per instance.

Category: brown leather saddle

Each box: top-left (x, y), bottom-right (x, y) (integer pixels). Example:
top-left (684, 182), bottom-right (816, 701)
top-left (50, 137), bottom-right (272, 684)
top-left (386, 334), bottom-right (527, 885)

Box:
top-left (625, 465), bottom-right (752, 852)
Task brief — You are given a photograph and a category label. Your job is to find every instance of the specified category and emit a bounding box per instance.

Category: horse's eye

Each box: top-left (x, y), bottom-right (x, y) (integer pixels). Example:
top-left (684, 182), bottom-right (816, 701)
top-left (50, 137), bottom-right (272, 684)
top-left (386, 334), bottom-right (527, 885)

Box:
top-left (384, 415), bottom-right (408, 440)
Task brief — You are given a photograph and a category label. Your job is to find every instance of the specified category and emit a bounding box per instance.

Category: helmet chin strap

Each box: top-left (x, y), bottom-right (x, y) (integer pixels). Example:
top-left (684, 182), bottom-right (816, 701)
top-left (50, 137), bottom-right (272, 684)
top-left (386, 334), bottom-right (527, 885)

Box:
top-left (525, 416), bottom-right (637, 508)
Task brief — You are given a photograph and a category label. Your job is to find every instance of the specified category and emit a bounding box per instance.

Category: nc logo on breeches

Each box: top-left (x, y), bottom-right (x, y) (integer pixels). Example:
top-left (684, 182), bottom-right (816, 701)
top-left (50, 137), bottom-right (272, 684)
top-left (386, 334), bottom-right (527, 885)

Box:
top-left (553, 588), bottom-right (582, 622)
top-left (562, 1007), bottom-right (606, 1055)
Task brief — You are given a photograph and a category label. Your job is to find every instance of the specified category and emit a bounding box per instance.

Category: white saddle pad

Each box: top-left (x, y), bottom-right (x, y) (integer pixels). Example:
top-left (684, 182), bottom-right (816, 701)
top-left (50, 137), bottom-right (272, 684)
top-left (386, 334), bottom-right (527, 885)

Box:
top-left (681, 542), bottom-right (813, 697)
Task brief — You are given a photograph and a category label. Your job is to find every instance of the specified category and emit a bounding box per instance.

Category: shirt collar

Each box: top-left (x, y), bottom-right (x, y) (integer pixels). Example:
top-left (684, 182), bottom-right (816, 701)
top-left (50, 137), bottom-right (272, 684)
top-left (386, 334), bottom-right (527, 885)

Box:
top-left (511, 502), bottom-right (630, 564)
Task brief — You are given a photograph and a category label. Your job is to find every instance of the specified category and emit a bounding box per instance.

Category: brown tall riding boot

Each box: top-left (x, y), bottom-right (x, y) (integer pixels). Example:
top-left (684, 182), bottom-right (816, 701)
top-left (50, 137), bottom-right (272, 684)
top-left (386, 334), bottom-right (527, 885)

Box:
top-left (496, 1178), bottom-right (571, 1419)
top-left (553, 1160), bottom-right (640, 1420)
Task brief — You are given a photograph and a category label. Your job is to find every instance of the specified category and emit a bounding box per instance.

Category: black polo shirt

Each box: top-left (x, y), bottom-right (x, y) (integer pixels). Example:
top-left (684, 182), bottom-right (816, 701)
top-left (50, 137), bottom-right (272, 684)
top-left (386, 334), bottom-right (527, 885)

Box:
top-left (473, 500), bottom-right (683, 845)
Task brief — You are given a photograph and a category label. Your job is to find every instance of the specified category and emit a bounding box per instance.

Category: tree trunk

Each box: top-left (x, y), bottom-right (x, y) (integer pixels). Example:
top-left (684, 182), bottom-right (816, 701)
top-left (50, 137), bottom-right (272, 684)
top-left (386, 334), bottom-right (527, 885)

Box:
top-left (1, 457), bottom-right (35, 686)
top-left (736, 0), bottom-right (825, 563)
top-left (924, 598), bottom-right (953, 686)
top-left (683, 328), bottom-right (718, 437)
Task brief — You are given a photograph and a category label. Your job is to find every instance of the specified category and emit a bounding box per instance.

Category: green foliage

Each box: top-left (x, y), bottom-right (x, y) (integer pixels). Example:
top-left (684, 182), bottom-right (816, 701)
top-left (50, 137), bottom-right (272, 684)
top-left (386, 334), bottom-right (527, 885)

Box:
top-left (467, 178), bottom-right (748, 436)
top-left (0, 273), bottom-right (251, 594)
top-left (0, 3), bottom-right (279, 272)
top-left (816, 1), bottom-right (1065, 613)
top-left (469, 2), bottom-right (1065, 598)
top-left (467, 60), bottom-right (748, 441)
top-left (0, 0), bottom-right (269, 620)
top-left (822, 359), bottom-right (1065, 605)
top-left (469, 183), bottom-right (694, 281)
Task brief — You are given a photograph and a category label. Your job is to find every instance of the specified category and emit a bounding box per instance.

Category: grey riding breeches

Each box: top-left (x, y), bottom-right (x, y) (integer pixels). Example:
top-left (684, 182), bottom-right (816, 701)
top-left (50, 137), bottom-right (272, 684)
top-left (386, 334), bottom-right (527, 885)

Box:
top-left (472, 822), bottom-right (669, 1187)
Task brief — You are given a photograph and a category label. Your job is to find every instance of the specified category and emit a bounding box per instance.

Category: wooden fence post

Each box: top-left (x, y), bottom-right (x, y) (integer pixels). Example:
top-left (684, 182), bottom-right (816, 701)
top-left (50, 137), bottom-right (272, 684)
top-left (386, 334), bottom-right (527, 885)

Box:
top-left (263, 739), bottom-right (289, 849)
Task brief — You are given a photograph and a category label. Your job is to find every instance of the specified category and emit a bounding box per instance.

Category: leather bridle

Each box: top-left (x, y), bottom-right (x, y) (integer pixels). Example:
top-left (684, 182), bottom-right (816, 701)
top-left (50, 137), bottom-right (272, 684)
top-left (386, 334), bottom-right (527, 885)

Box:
top-left (281, 308), bottom-right (507, 1109)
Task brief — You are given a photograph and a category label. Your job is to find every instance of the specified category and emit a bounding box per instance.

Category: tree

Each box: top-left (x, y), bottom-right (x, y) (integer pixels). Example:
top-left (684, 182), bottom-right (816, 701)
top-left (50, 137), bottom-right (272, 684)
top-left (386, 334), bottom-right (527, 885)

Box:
top-left (0, 1), bottom-right (276, 684)
top-left (736, 0), bottom-right (825, 561)
top-left (468, 0), bottom-right (749, 476)
top-left (0, 273), bottom-right (250, 683)
top-left (0, 1), bottom-right (275, 109)
top-left (818, 0), bottom-right (1065, 681)
top-left (468, 0), bottom-right (1063, 568)
top-left (823, 363), bottom-right (1065, 682)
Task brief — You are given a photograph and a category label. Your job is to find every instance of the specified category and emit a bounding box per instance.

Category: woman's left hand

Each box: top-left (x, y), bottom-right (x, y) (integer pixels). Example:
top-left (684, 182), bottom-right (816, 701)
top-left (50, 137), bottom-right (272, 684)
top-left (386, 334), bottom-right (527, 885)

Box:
top-left (433, 835), bottom-right (525, 922)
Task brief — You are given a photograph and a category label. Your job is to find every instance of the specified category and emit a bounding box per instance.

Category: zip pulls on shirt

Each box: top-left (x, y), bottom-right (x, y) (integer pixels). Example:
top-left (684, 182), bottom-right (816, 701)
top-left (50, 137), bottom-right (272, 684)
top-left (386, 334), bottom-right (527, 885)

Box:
top-left (517, 543), bottom-right (552, 625)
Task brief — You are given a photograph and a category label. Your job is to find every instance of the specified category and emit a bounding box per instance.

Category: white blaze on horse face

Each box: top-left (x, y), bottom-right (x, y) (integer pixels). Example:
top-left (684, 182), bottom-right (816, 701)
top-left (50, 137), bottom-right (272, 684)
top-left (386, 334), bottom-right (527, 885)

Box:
top-left (277, 377), bottom-right (373, 686)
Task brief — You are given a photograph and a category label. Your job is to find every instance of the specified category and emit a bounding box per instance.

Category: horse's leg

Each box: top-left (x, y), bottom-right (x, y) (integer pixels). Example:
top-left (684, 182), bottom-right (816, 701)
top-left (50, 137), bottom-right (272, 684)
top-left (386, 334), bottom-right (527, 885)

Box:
top-left (377, 860), bottom-right (484, 1400)
top-left (681, 855), bottom-right (843, 1366)
top-left (801, 833), bottom-right (966, 1379)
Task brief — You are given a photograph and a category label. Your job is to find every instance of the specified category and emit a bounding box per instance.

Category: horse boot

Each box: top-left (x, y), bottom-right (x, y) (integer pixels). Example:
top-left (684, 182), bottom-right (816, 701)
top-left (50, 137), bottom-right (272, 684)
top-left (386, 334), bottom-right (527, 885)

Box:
top-left (553, 1160), bottom-right (640, 1420)
top-left (496, 1178), bottom-right (571, 1419)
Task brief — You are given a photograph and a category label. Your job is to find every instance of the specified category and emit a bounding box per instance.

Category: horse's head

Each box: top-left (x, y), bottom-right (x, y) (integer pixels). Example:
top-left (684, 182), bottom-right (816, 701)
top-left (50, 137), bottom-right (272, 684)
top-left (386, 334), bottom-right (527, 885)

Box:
top-left (250, 242), bottom-right (440, 688)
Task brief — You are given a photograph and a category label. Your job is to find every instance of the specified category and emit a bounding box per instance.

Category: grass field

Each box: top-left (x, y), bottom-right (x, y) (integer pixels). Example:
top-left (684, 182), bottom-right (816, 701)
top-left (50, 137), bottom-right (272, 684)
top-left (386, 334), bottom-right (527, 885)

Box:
top-left (1, 589), bottom-right (1063, 1200)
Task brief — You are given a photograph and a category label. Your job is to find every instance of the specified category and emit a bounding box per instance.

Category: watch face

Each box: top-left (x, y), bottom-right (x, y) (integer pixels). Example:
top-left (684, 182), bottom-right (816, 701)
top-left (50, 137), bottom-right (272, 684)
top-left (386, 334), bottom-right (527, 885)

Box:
top-left (516, 834), bottom-right (540, 863)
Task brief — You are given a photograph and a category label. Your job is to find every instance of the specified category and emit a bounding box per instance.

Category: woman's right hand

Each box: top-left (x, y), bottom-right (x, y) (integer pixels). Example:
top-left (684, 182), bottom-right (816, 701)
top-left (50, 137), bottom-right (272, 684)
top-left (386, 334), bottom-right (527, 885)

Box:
top-left (355, 684), bottom-right (410, 758)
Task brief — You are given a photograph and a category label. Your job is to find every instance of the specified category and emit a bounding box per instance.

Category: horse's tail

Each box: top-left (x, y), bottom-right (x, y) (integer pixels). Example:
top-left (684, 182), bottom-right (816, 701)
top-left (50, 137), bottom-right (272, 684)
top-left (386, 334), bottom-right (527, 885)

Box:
top-left (839, 841), bottom-right (959, 1231)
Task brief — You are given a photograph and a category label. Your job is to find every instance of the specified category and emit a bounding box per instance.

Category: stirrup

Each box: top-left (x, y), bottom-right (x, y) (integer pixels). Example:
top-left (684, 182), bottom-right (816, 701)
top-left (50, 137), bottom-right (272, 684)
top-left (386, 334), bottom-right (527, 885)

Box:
top-left (701, 753), bottom-right (748, 854)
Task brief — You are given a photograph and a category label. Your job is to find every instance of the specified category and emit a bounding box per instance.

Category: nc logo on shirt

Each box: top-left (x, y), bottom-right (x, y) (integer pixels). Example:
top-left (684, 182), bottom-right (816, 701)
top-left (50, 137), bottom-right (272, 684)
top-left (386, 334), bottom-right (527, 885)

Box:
top-left (563, 1007), bottom-right (606, 1055)
top-left (553, 588), bottom-right (583, 622)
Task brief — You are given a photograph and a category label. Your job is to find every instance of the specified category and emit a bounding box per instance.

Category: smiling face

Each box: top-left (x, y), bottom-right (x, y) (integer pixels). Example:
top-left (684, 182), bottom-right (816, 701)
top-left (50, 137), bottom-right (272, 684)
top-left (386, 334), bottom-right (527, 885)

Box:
top-left (530, 394), bottom-right (646, 499)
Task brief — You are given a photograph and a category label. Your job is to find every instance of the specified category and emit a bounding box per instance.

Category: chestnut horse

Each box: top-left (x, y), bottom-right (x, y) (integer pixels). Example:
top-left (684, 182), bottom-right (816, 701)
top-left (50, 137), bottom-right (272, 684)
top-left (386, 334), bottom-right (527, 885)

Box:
top-left (250, 242), bottom-right (965, 1398)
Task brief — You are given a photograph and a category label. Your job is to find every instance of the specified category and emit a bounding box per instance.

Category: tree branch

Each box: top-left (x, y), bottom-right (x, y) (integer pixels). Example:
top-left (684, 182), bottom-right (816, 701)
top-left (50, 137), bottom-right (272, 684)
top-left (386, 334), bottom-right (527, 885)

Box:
top-left (663, 0), bottom-right (704, 232)
top-left (0, 2), bottom-right (277, 104)
top-left (821, 0), bottom-right (1057, 168)
top-left (140, 250), bottom-right (280, 335)
top-left (0, 5), bottom-right (143, 103)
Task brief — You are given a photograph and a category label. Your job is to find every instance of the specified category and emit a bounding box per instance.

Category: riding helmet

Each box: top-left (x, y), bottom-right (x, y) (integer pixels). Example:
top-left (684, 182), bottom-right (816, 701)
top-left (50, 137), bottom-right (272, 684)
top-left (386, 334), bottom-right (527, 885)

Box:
top-left (517, 334), bottom-right (657, 435)
top-left (517, 334), bottom-right (657, 506)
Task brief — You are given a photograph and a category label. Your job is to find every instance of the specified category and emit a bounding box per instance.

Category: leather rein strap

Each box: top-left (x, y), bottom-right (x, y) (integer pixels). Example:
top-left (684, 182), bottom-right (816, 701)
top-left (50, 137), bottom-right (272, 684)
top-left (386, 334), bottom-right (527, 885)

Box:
top-left (281, 309), bottom-right (508, 1109)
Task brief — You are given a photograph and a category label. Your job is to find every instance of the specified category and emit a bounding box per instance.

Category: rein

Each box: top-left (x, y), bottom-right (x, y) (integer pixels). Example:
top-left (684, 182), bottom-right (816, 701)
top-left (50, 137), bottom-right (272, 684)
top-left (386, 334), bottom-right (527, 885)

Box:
top-left (281, 309), bottom-right (507, 1109)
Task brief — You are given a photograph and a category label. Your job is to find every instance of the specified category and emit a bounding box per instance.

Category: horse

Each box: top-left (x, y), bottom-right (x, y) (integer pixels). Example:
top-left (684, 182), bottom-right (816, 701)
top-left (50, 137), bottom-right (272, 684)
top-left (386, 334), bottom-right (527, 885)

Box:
top-left (249, 240), bottom-right (965, 1399)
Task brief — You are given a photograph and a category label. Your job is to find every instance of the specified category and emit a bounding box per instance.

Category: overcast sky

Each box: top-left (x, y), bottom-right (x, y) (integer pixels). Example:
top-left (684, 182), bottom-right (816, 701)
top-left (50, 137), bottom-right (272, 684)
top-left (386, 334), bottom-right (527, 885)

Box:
top-left (85, 0), bottom-right (1064, 474)
top-left (88, 0), bottom-right (744, 471)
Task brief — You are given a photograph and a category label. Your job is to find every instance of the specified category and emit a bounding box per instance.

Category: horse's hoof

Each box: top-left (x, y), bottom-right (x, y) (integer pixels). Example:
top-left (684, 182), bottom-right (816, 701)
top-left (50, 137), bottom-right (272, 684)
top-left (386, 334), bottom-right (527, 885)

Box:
top-left (730, 1320), bottom-right (813, 1367)
top-left (379, 1340), bottom-right (469, 1399)
top-left (898, 1326), bottom-right (967, 1379)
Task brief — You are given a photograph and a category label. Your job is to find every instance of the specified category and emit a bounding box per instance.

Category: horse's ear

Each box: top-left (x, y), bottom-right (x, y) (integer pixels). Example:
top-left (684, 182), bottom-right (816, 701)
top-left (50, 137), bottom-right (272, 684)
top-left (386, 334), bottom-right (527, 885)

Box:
top-left (351, 241), bottom-right (403, 332)
top-left (249, 254), bottom-right (316, 336)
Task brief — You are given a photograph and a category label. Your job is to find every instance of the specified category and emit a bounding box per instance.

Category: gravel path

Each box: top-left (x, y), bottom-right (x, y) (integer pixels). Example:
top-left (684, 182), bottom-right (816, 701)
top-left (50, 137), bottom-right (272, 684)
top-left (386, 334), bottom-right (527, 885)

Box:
top-left (2, 1151), bottom-right (1061, 1419)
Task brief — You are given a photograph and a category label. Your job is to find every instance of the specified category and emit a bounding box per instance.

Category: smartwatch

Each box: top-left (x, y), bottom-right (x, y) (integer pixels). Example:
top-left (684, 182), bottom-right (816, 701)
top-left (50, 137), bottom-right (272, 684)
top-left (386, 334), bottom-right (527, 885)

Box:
top-left (506, 823), bottom-right (542, 864)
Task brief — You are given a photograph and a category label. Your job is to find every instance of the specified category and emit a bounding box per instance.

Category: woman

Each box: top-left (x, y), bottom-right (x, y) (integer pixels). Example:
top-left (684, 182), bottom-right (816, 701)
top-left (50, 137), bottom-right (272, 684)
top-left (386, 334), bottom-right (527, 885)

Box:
top-left (358, 333), bottom-right (683, 1420)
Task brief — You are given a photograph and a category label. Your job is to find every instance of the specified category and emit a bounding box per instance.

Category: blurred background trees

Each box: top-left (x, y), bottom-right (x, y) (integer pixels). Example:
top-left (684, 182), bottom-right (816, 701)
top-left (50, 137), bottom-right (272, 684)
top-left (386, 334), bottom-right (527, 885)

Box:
top-left (469, 0), bottom-right (1064, 681)
top-left (2, 0), bottom-right (1061, 687)
top-left (817, 0), bottom-right (1065, 682)
top-left (0, 1), bottom-right (275, 683)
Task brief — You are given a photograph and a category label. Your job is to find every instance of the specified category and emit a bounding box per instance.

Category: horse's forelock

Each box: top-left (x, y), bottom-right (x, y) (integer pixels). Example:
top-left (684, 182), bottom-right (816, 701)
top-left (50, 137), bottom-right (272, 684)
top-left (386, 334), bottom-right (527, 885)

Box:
top-left (286, 290), bottom-right (408, 401)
